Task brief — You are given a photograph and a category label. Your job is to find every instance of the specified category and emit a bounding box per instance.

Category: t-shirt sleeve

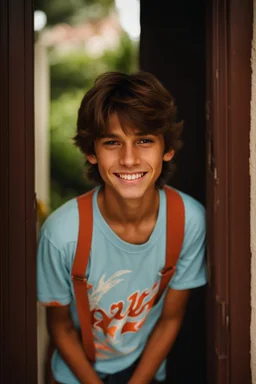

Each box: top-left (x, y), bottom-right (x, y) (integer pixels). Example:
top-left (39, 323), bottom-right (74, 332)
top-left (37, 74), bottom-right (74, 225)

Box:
top-left (170, 195), bottom-right (207, 290)
top-left (37, 229), bottom-right (72, 306)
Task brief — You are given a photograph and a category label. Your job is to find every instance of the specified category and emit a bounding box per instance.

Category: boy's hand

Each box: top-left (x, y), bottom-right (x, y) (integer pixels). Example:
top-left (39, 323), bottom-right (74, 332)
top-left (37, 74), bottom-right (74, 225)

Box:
top-left (47, 305), bottom-right (103, 384)
top-left (128, 288), bottom-right (190, 384)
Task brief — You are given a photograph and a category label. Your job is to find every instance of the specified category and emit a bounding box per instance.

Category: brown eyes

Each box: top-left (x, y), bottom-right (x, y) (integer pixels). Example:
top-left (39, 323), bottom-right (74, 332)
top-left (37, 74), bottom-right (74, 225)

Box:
top-left (138, 139), bottom-right (154, 144)
top-left (103, 140), bottom-right (119, 146)
top-left (103, 139), bottom-right (154, 146)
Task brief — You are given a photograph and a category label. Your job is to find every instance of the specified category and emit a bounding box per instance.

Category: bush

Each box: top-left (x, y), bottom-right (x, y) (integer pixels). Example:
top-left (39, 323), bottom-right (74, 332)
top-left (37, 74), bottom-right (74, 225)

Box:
top-left (49, 33), bottom-right (138, 99)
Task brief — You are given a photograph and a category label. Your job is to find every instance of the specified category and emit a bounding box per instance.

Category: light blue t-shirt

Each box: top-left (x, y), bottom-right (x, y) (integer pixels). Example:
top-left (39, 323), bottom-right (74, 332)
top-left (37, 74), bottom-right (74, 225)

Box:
top-left (37, 186), bottom-right (206, 383)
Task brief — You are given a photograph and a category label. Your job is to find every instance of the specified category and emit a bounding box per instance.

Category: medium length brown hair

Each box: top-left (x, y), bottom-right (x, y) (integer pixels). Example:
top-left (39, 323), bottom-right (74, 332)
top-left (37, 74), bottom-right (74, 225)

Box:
top-left (73, 71), bottom-right (183, 188)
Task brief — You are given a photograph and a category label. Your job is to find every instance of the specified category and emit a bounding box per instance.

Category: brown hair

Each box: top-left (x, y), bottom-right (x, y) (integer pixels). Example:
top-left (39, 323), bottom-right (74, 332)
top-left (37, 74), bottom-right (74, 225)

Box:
top-left (73, 71), bottom-right (183, 188)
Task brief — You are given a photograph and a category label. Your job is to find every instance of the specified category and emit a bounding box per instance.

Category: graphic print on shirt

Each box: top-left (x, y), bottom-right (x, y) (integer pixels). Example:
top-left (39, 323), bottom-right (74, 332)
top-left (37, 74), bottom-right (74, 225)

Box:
top-left (87, 270), bottom-right (159, 359)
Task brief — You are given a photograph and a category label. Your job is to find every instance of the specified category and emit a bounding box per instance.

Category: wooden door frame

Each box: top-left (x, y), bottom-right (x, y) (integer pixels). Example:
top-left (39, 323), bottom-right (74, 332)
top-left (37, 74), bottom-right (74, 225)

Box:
top-left (227, 0), bottom-right (252, 380)
top-left (0, 0), bottom-right (252, 383)
top-left (206, 0), bottom-right (252, 383)
top-left (0, 0), bottom-right (37, 383)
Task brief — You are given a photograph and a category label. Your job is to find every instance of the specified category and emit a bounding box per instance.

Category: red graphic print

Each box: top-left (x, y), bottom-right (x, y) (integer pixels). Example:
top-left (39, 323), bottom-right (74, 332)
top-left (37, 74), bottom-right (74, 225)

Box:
top-left (92, 282), bottom-right (159, 339)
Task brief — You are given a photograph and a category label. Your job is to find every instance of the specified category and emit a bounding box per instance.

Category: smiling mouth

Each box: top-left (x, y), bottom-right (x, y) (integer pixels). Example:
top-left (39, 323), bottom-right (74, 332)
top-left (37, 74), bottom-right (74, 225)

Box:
top-left (114, 172), bottom-right (147, 181)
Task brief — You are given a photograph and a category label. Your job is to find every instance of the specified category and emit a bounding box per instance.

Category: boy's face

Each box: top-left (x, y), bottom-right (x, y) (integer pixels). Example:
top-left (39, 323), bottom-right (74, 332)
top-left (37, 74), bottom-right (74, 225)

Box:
top-left (86, 113), bottom-right (174, 200)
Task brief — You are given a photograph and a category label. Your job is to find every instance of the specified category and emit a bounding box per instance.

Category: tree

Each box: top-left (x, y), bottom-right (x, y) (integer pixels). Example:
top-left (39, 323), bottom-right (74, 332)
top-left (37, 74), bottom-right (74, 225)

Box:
top-left (34, 0), bottom-right (115, 26)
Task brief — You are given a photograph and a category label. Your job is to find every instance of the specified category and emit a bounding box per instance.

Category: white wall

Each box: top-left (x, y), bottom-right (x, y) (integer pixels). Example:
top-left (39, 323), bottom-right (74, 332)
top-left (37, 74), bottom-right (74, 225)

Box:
top-left (35, 42), bottom-right (50, 207)
top-left (34, 41), bottom-right (50, 384)
top-left (251, 1), bottom-right (256, 382)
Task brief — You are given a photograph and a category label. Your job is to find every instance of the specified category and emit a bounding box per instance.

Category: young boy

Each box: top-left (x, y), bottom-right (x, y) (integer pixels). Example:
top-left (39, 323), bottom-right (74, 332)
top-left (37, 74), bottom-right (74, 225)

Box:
top-left (37, 71), bottom-right (206, 384)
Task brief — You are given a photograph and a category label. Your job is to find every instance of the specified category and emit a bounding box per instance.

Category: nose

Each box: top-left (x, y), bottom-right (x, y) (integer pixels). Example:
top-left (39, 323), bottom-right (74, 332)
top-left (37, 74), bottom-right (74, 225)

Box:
top-left (119, 144), bottom-right (140, 168)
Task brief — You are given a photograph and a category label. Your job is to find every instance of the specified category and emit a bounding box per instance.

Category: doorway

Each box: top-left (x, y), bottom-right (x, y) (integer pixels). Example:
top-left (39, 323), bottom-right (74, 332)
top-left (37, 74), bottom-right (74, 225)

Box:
top-left (0, 0), bottom-right (252, 383)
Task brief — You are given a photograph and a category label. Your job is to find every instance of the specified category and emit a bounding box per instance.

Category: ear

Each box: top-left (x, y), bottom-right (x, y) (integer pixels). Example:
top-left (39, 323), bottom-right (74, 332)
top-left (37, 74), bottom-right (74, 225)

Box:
top-left (85, 153), bottom-right (98, 165)
top-left (163, 149), bottom-right (175, 162)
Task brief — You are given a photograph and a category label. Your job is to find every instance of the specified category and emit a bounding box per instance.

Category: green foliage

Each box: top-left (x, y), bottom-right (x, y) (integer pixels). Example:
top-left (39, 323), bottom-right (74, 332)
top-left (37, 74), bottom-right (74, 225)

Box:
top-left (49, 34), bottom-right (138, 210)
top-left (49, 33), bottom-right (138, 99)
top-left (102, 33), bottom-right (139, 74)
top-left (35, 0), bottom-right (115, 26)
top-left (50, 90), bottom-right (93, 210)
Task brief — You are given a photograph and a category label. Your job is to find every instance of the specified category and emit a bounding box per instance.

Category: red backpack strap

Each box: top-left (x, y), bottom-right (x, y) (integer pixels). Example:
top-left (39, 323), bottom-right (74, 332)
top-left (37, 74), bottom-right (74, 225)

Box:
top-left (71, 189), bottom-right (96, 363)
top-left (156, 185), bottom-right (185, 301)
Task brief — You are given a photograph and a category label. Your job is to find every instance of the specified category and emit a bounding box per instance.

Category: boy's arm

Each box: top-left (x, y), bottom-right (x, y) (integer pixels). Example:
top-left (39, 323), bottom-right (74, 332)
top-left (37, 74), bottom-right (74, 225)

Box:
top-left (128, 288), bottom-right (190, 384)
top-left (47, 305), bottom-right (103, 384)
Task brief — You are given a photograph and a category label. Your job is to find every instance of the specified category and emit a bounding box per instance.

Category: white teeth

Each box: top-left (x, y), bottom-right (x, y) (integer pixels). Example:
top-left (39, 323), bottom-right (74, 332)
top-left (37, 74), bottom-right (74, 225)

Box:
top-left (117, 173), bottom-right (144, 180)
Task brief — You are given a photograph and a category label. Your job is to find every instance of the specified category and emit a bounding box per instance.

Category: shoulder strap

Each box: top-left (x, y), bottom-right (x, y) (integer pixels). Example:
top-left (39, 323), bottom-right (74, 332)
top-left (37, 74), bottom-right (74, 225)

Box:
top-left (72, 186), bottom-right (184, 362)
top-left (155, 185), bottom-right (185, 301)
top-left (71, 189), bottom-right (95, 363)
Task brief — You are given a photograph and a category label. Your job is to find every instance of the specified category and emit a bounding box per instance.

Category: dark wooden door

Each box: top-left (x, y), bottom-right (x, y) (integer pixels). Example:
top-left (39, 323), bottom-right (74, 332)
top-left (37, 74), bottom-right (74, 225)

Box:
top-left (206, 1), bottom-right (230, 382)
top-left (0, 0), bottom-right (37, 383)
top-left (206, 0), bottom-right (252, 383)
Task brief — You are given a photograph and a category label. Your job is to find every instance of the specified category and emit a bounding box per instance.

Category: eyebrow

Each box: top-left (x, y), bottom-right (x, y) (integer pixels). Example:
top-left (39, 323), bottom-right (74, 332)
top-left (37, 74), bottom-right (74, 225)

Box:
top-left (100, 133), bottom-right (120, 139)
top-left (100, 132), bottom-right (152, 139)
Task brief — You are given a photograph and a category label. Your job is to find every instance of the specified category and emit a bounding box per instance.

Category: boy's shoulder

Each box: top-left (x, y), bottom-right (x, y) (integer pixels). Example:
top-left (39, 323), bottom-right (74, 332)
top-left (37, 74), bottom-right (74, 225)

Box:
top-left (178, 189), bottom-right (205, 213)
top-left (167, 188), bottom-right (205, 229)
top-left (165, 187), bottom-right (205, 214)
top-left (40, 198), bottom-right (79, 250)
top-left (177, 189), bottom-right (206, 236)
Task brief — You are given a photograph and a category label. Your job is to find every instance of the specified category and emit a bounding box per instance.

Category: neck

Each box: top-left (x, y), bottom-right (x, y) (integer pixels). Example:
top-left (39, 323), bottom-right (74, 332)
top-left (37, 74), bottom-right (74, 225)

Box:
top-left (97, 186), bottom-right (159, 225)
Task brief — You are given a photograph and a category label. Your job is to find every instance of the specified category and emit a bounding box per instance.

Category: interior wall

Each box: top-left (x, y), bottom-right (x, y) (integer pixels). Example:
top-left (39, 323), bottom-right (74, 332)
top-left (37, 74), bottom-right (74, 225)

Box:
top-left (251, 1), bottom-right (256, 382)
top-left (140, 0), bottom-right (206, 205)
top-left (140, 1), bottom-right (206, 383)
